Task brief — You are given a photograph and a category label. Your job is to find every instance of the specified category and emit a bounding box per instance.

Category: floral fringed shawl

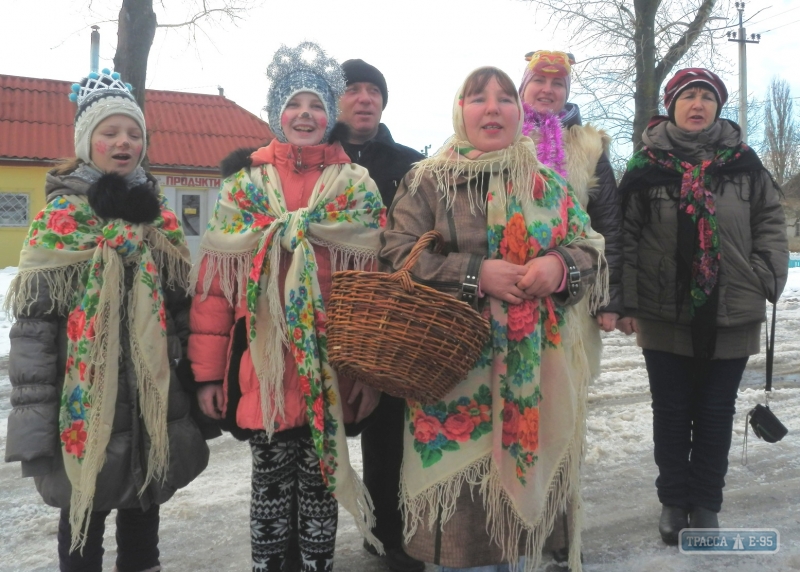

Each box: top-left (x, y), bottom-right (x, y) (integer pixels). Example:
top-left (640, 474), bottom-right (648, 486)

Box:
top-left (7, 193), bottom-right (190, 552)
top-left (621, 137), bottom-right (754, 358)
top-left (192, 159), bottom-right (385, 550)
top-left (400, 71), bottom-right (607, 572)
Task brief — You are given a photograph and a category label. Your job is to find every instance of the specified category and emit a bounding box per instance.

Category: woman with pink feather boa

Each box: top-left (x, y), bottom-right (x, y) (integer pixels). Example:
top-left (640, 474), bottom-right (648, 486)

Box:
top-left (518, 49), bottom-right (623, 565)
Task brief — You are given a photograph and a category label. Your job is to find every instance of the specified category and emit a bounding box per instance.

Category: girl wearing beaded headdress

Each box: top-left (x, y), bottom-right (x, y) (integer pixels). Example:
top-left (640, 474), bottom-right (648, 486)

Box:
top-left (188, 42), bottom-right (384, 572)
top-left (517, 49), bottom-right (623, 565)
top-left (4, 69), bottom-right (210, 572)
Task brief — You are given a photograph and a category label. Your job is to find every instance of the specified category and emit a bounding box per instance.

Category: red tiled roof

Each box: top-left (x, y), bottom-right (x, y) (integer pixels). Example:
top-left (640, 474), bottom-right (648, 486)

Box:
top-left (0, 74), bottom-right (273, 169)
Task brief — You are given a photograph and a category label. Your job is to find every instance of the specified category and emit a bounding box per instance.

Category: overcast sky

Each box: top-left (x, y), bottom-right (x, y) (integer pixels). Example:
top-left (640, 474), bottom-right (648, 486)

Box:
top-left (3, 0), bottom-right (800, 156)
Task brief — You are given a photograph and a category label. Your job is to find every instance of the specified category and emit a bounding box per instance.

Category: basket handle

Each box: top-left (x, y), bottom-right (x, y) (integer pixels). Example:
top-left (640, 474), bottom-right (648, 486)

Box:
top-left (388, 230), bottom-right (444, 293)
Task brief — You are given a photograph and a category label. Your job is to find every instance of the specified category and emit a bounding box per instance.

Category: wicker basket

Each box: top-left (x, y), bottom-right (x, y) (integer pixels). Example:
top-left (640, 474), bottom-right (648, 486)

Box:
top-left (326, 231), bottom-right (490, 404)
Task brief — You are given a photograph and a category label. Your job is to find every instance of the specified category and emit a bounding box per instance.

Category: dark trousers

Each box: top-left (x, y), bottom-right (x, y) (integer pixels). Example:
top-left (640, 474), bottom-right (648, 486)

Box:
top-left (249, 432), bottom-right (338, 572)
top-left (57, 504), bottom-right (160, 572)
top-left (643, 349), bottom-right (748, 513)
top-left (361, 394), bottom-right (406, 549)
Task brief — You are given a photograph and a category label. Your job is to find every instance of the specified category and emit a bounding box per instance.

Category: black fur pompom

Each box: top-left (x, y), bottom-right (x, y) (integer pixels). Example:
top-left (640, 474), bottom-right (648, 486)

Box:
top-left (87, 173), bottom-right (162, 224)
top-left (220, 147), bottom-right (258, 178)
top-left (327, 122), bottom-right (351, 145)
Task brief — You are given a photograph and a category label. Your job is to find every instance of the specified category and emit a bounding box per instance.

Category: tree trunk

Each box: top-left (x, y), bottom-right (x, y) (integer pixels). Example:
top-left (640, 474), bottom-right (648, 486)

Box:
top-left (632, 0), bottom-right (661, 149)
top-left (113, 0), bottom-right (157, 113)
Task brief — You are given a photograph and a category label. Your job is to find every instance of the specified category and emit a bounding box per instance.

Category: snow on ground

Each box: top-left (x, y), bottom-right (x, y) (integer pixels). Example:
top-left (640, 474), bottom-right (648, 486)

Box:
top-left (1, 268), bottom-right (799, 571)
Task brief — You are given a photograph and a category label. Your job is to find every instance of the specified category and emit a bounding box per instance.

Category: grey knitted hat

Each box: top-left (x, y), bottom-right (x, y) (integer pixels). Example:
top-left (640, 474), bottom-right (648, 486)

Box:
top-left (265, 42), bottom-right (346, 143)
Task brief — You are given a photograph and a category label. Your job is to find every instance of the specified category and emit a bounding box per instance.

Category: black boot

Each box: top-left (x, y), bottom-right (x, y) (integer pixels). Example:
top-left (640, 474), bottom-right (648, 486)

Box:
top-left (690, 507), bottom-right (719, 529)
top-left (363, 540), bottom-right (425, 572)
top-left (659, 505), bottom-right (688, 545)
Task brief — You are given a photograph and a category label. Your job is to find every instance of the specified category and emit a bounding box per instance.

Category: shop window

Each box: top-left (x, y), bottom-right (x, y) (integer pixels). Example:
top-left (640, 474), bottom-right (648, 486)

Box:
top-left (0, 193), bottom-right (30, 227)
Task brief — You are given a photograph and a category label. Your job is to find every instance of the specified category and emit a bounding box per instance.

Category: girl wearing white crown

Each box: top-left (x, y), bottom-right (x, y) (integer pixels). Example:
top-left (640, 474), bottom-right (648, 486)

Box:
top-left (4, 69), bottom-right (209, 572)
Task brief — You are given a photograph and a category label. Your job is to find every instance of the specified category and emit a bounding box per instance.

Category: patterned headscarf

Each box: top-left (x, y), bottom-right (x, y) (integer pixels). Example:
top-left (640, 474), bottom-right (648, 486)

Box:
top-left (408, 66), bottom-right (536, 213)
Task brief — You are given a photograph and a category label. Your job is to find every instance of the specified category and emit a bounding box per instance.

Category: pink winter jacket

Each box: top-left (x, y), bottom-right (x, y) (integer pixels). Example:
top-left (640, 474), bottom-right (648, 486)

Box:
top-left (188, 140), bottom-right (367, 432)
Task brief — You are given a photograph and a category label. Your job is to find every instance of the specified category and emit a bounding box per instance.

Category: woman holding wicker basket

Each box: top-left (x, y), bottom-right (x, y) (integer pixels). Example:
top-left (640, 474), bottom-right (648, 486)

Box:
top-left (378, 67), bottom-right (607, 572)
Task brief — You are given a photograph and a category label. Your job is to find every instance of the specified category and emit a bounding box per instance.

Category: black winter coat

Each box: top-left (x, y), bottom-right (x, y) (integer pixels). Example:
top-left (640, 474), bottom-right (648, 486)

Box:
top-left (340, 123), bottom-right (424, 207)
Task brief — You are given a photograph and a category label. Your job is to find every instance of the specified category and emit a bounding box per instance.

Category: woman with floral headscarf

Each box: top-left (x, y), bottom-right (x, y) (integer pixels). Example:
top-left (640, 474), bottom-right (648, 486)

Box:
top-left (618, 67), bottom-right (788, 544)
top-left (379, 66), bottom-right (607, 572)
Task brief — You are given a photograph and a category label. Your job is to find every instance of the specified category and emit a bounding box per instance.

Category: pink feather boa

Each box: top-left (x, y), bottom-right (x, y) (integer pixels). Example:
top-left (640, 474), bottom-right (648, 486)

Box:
top-left (522, 103), bottom-right (567, 178)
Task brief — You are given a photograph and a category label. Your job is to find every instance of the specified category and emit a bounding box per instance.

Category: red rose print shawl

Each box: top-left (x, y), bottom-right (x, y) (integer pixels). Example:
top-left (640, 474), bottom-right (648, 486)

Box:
top-left (7, 192), bottom-right (190, 552)
top-left (400, 72), bottom-right (607, 572)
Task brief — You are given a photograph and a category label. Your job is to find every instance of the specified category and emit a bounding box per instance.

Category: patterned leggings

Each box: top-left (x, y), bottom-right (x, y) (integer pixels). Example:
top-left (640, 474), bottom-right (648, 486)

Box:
top-left (250, 432), bottom-right (338, 572)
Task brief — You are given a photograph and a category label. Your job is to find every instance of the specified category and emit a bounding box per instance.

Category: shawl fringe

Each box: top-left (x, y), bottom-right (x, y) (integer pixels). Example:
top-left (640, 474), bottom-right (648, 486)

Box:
top-left (588, 250), bottom-right (610, 315)
top-left (5, 262), bottom-right (90, 319)
top-left (258, 237), bottom-right (288, 439)
top-left (147, 229), bottom-right (192, 294)
top-left (402, 306), bottom-right (592, 572)
top-left (401, 441), bottom-right (583, 572)
top-left (408, 137), bottom-right (543, 214)
top-left (190, 249), bottom-right (251, 305)
top-left (336, 468), bottom-right (383, 554)
top-left (6, 229), bottom-right (190, 322)
top-left (309, 238), bottom-right (378, 273)
top-left (127, 269), bottom-right (169, 492)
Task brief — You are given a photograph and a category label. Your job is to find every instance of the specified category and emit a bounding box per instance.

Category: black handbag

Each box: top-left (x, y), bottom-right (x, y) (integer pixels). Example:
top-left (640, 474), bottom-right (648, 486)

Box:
top-left (743, 295), bottom-right (788, 461)
top-left (748, 403), bottom-right (787, 443)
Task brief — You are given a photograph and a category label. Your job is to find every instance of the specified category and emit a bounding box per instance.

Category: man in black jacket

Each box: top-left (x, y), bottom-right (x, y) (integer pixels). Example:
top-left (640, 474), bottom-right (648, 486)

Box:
top-left (338, 59), bottom-right (425, 572)
top-left (339, 59), bottom-right (424, 208)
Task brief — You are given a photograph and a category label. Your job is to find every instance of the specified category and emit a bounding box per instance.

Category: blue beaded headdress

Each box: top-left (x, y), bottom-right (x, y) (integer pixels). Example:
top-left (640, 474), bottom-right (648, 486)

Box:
top-left (69, 68), bottom-right (136, 118)
top-left (265, 42), bottom-right (345, 143)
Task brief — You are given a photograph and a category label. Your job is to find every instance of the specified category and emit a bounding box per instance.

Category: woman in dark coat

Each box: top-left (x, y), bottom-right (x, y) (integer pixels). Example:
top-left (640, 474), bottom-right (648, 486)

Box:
top-left (617, 68), bottom-right (788, 544)
top-left (4, 69), bottom-right (208, 572)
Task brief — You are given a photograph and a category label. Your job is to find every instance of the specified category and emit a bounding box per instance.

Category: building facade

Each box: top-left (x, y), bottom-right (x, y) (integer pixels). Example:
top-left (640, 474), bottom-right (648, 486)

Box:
top-left (0, 74), bottom-right (273, 266)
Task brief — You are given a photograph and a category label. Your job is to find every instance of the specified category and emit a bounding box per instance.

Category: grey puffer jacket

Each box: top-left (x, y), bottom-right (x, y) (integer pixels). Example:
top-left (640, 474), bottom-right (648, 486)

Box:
top-left (4, 171), bottom-right (209, 511)
top-left (621, 119), bottom-right (789, 358)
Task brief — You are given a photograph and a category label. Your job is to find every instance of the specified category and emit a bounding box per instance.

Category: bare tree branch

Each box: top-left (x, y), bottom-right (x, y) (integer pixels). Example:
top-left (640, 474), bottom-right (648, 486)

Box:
top-left (523, 0), bottom-right (731, 163)
top-left (654, 0), bottom-right (716, 84)
top-left (762, 78), bottom-right (800, 186)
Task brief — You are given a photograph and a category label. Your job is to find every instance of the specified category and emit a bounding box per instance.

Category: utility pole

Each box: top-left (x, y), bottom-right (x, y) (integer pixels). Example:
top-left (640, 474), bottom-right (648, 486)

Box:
top-left (90, 26), bottom-right (100, 73)
top-left (727, 2), bottom-right (760, 142)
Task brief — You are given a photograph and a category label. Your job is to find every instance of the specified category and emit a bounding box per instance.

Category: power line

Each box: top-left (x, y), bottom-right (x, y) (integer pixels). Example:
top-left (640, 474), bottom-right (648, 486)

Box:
top-left (757, 17), bottom-right (800, 34)
top-left (749, 5), bottom-right (800, 26)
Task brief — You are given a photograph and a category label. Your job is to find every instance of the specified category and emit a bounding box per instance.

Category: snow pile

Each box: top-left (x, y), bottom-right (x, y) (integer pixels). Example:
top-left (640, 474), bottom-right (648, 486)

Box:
top-left (0, 268), bottom-right (799, 571)
top-left (0, 268), bottom-right (16, 357)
